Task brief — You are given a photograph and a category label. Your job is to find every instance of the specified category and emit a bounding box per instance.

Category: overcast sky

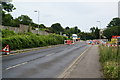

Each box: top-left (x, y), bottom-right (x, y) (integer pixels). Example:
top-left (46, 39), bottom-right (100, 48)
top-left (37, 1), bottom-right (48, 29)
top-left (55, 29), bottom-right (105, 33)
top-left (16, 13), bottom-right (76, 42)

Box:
top-left (11, 0), bottom-right (120, 32)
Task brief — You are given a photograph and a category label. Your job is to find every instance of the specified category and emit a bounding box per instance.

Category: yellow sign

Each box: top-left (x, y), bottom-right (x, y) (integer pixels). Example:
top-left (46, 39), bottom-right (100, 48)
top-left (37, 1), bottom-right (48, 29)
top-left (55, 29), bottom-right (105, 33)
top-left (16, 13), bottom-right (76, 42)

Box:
top-left (111, 38), bottom-right (117, 44)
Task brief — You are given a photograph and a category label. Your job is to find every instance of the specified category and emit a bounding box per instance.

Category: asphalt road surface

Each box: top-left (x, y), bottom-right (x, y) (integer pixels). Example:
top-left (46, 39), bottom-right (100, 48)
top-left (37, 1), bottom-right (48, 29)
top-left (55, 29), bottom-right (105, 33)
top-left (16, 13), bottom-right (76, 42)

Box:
top-left (2, 41), bottom-right (89, 78)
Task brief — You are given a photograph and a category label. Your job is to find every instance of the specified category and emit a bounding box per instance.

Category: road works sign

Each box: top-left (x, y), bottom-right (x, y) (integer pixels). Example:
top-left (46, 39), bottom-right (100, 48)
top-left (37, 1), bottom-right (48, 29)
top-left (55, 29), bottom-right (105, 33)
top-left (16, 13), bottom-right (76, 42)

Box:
top-left (1, 45), bottom-right (10, 55)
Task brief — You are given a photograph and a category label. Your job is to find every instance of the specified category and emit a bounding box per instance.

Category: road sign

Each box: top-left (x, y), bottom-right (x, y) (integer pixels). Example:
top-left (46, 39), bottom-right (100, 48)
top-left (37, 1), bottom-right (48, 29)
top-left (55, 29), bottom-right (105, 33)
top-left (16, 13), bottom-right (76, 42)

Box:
top-left (2, 45), bottom-right (10, 55)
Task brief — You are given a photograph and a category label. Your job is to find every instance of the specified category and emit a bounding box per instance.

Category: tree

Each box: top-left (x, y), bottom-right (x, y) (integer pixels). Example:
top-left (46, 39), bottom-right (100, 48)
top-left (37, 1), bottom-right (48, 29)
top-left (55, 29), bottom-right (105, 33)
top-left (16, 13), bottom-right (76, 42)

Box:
top-left (64, 26), bottom-right (81, 37)
top-left (107, 18), bottom-right (120, 27)
top-left (78, 32), bottom-right (94, 40)
top-left (2, 11), bottom-right (13, 26)
top-left (103, 26), bottom-right (120, 40)
top-left (74, 26), bottom-right (81, 34)
top-left (51, 23), bottom-right (64, 34)
top-left (94, 27), bottom-right (100, 39)
top-left (1, 2), bottom-right (16, 12)
top-left (90, 27), bottom-right (95, 33)
top-left (1, 1), bottom-right (16, 26)
top-left (17, 15), bottom-right (33, 25)
top-left (39, 24), bottom-right (46, 28)
top-left (11, 18), bottom-right (20, 27)
top-left (65, 27), bottom-right (70, 30)
top-left (103, 17), bottom-right (120, 40)
top-left (90, 27), bottom-right (100, 39)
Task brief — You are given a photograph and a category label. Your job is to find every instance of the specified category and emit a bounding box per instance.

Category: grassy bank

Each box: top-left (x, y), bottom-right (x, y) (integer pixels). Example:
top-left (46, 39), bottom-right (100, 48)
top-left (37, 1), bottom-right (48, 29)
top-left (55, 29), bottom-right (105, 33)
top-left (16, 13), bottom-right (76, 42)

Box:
top-left (2, 29), bottom-right (67, 50)
top-left (99, 45), bottom-right (120, 78)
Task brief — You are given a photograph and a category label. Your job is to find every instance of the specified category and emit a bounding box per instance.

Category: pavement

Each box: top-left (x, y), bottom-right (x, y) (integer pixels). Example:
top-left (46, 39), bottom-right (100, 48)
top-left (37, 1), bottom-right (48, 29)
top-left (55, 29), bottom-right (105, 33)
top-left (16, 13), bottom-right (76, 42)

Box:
top-left (62, 45), bottom-right (103, 78)
top-left (2, 41), bottom-right (89, 78)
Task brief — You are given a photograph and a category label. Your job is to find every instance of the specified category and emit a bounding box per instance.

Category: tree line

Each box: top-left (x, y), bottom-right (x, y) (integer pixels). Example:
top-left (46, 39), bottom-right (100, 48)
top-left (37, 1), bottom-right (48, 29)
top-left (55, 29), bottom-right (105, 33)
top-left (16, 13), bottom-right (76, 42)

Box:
top-left (1, 0), bottom-right (120, 40)
top-left (0, 1), bottom-right (82, 39)
top-left (103, 17), bottom-right (120, 40)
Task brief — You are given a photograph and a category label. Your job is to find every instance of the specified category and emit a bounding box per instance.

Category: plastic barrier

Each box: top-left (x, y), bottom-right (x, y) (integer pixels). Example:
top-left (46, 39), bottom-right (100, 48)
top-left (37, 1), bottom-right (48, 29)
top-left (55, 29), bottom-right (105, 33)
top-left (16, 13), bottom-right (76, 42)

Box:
top-left (64, 40), bottom-right (74, 45)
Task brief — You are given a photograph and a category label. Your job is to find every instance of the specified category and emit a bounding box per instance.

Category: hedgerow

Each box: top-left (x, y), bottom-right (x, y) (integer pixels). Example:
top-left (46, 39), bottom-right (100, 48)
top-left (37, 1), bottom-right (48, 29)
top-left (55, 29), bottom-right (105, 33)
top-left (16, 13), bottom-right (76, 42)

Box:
top-left (2, 31), bottom-right (67, 50)
top-left (2, 29), bottom-right (16, 38)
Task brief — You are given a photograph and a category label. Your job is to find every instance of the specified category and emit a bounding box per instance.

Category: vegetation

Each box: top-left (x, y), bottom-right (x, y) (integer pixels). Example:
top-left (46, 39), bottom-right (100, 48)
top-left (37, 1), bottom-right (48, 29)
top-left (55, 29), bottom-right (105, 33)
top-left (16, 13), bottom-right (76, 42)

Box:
top-left (107, 18), bottom-right (120, 27)
top-left (103, 18), bottom-right (120, 40)
top-left (0, 0), bottom-right (101, 40)
top-left (90, 27), bottom-right (100, 39)
top-left (50, 23), bottom-right (64, 34)
top-left (99, 45), bottom-right (120, 78)
top-left (2, 29), bottom-right (16, 38)
top-left (2, 29), bottom-right (67, 50)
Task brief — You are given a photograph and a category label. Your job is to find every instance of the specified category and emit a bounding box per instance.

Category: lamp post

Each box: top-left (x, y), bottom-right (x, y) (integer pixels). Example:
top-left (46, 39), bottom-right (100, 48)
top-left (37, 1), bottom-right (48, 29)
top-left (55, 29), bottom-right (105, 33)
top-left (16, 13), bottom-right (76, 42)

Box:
top-left (34, 10), bottom-right (40, 34)
top-left (0, 4), bottom-right (2, 26)
top-left (97, 21), bottom-right (101, 39)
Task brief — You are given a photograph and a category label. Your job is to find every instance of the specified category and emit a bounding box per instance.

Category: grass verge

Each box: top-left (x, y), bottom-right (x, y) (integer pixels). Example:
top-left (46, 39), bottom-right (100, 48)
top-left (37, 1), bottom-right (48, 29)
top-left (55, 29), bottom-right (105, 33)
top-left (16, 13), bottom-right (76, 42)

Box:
top-left (99, 45), bottom-right (120, 79)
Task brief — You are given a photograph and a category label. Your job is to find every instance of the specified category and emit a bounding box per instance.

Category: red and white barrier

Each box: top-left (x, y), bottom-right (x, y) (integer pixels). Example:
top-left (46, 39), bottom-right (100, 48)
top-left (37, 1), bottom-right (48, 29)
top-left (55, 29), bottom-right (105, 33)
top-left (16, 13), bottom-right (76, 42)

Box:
top-left (64, 40), bottom-right (74, 45)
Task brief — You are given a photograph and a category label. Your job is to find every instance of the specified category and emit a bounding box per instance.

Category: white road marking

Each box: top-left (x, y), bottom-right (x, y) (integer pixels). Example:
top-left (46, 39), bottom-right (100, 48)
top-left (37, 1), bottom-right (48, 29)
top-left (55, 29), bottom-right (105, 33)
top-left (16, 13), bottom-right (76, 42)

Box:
top-left (5, 62), bottom-right (28, 70)
top-left (5, 53), bottom-right (56, 70)
top-left (58, 46), bottom-right (91, 78)
top-left (46, 53), bottom-right (55, 57)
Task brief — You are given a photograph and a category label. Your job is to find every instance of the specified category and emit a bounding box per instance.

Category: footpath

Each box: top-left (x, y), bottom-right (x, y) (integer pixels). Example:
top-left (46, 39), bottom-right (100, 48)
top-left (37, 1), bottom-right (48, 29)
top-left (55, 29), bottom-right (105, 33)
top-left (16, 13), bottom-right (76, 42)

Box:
top-left (61, 45), bottom-right (103, 78)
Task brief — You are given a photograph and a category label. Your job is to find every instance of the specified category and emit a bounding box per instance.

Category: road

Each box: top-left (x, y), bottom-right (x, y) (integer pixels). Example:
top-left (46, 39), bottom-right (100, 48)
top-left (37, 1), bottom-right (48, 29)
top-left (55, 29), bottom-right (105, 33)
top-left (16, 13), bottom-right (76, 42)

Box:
top-left (2, 41), bottom-right (89, 78)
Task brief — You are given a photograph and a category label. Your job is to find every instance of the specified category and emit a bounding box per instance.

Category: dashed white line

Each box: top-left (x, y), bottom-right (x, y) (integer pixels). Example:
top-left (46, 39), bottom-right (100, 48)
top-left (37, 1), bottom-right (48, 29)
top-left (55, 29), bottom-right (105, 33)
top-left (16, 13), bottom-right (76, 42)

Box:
top-left (5, 62), bottom-right (28, 70)
top-left (5, 53), bottom-right (56, 70)
top-left (46, 53), bottom-right (55, 57)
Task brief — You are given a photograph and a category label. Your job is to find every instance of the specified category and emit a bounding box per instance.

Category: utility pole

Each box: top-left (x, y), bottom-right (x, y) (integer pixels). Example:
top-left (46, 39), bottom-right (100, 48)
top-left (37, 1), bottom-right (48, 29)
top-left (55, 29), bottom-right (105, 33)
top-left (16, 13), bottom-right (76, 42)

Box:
top-left (34, 10), bottom-right (40, 34)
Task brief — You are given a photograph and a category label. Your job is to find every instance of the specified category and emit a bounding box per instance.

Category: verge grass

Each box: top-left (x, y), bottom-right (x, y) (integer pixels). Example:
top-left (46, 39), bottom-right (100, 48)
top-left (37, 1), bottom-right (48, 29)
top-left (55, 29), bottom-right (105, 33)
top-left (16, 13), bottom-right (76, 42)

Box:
top-left (99, 45), bottom-right (120, 78)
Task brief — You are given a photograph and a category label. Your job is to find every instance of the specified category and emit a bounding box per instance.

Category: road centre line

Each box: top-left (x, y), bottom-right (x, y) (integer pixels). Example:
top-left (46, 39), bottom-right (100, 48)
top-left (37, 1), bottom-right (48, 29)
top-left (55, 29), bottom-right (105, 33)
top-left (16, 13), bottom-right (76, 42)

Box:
top-left (5, 62), bottom-right (28, 70)
top-left (5, 53), bottom-right (56, 70)
top-left (46, 53), bottom-right (55, 57)
top-left (4, 44), bottom-right (86, 71)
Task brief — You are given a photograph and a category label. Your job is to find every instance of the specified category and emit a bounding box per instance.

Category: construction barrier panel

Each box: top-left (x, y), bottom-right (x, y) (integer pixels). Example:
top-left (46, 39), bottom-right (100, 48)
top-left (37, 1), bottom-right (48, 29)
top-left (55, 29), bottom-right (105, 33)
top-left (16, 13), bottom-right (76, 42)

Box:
top-left (64, 40), bottom-right (74, 45)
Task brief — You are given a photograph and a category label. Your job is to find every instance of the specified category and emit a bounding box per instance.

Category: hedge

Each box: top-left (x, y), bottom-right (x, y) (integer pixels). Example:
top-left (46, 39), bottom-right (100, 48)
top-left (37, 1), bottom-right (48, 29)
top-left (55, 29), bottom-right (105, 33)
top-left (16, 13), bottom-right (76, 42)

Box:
top-left (2, 33), bottom-right (67, 50)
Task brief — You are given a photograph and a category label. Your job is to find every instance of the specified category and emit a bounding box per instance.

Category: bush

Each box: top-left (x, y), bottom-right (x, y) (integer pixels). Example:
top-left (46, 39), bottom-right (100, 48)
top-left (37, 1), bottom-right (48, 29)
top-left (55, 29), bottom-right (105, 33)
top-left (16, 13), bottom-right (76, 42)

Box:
top-left (2, 33), bottom-right (67, 50)
top-left (2, 29), bottom-right (16, 38)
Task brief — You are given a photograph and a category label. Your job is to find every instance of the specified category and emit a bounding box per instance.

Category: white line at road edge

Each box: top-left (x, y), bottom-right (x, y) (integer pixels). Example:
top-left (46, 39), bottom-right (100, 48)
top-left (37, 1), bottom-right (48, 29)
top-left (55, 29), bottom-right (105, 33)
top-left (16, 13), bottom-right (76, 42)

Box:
top-left (57, 46), bottom-right (92, 78)
top-left (5, 62), bottom-right (28, 70)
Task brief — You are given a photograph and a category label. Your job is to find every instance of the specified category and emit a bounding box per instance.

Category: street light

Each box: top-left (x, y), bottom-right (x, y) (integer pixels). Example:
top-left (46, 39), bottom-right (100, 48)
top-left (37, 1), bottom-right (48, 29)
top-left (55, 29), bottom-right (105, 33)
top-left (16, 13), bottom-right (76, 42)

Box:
top-left (34, 10), bottom-right (40, 34)
top-left (97, 21), bottom-right (101, 39)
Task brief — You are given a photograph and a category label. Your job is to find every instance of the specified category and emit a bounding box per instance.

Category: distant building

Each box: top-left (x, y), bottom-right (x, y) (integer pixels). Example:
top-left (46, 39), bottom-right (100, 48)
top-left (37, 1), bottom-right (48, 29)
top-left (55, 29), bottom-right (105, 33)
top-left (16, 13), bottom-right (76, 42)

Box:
top-left (118, 1), bottom-right (120, 18)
